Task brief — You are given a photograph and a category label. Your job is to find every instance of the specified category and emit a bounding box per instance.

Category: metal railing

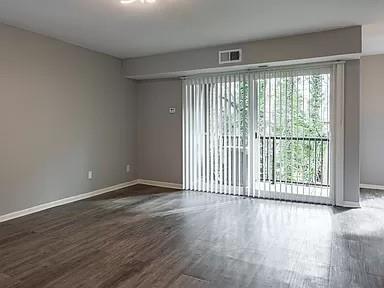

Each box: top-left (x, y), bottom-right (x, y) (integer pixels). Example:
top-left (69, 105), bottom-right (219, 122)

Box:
top-left (216, 134), bottom-right (330, 187)
top-left (259, 135), bottom-right (330, 187)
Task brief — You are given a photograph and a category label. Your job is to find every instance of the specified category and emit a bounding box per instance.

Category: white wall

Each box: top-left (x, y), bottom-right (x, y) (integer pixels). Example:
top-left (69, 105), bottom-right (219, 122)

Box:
top-left (361, 55), bottom-right (384, 188)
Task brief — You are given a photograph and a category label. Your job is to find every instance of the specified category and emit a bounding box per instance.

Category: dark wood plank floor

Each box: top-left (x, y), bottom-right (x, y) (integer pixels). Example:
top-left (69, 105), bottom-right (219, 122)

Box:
top-left (0, 185), bottom-right (384, 288)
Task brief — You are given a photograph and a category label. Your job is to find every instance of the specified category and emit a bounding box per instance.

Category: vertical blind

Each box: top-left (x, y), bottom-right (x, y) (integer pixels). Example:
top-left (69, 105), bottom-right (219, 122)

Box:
top-left (183, 74), bottom-right (248, 196)
top-left (183, 63), bottom-right (343, 205)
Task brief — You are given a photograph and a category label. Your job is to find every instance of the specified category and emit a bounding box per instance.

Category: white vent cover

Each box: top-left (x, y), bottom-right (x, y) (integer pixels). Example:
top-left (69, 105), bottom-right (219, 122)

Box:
top-left (219, 49), bottom-right (242, 64)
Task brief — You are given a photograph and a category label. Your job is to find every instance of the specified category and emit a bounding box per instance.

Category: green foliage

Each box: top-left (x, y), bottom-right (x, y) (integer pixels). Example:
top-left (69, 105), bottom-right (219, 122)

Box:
top-left (233, 73), bottom-right (330, 186)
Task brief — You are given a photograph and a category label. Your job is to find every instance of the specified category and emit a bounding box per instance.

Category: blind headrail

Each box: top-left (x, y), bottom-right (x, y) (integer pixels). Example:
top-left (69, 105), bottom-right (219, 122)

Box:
top-left (180, 60), bottom-right (345, 80)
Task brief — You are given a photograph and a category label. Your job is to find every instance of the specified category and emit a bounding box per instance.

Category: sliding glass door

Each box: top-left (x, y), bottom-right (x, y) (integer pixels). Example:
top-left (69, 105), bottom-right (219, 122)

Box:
top-left (251, 68), bottom-right (331, 204)
top-left (183, 63), bottom-right (342, 205)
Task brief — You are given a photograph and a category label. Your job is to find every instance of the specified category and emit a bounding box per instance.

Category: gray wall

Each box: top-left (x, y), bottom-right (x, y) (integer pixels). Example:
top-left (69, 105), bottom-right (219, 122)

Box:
top-left (0, 22), bottom-right (362, 217)
top-left (136, 79), bottom-right (182, 183)
top-left (136, 61), bottom-right (361, 204)
top-left (360, 55), bottom-right (384, 187)
top-left (124, 26), bottom-right (361, 79)
top-left (0, 23), bottom-right (137, 216)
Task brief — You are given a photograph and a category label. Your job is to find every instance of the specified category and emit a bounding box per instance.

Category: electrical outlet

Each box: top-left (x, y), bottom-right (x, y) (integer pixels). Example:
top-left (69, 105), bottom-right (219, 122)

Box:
top-left (126, 164), bottom-right (130, 173)
top-left (88, 171), bottom-right (93, 180)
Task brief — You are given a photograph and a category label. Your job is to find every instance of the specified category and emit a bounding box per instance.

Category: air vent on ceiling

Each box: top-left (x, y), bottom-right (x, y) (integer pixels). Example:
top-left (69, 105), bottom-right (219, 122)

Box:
top-left (219, 49), bottom-right (242, 64)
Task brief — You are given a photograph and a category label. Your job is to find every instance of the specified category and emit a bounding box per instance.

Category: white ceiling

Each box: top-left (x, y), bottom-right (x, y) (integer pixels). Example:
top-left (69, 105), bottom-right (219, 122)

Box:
top-left (0, 0), bottom-right (384, 58)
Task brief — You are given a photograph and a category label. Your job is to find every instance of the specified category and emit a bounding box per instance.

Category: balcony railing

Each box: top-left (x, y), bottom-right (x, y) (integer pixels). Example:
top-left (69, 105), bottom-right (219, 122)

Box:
top-left (214, 134), bottom-right (330, 188)
top-left (259, 135), bottom-right (330, 187)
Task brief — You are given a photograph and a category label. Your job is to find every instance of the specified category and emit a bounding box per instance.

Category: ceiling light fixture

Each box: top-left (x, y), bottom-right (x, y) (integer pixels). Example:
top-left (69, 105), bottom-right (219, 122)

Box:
top-left (120, 0), bottom-right (156, 4)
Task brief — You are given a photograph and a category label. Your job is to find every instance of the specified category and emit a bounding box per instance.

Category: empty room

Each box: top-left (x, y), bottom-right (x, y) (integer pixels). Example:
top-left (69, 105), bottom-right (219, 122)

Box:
top-left (1, 0), bottom-right (384, 287)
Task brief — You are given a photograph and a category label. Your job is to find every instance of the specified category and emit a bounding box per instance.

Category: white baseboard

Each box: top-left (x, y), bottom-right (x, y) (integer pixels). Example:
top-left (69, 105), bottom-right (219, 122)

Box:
top-left (340, 200), bottom-right (361, 208)
top-left (360, 183), bottom-right (384, 191)
top-left (6, 178), bottom-right (361, 222)
top-left (0, 180), bottom-right (139, 223)
top-left (137, 179), bottom-right (182, 190)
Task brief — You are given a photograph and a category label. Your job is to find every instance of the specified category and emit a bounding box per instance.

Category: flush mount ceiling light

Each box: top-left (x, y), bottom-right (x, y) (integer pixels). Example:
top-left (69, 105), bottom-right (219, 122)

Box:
top-left (120, 0), bottom-right (156, 4)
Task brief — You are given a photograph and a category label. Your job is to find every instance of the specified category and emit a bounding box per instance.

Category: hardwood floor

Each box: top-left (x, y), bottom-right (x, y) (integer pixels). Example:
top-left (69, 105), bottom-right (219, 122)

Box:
top-left (0, 185), bottom-right (383, 288)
